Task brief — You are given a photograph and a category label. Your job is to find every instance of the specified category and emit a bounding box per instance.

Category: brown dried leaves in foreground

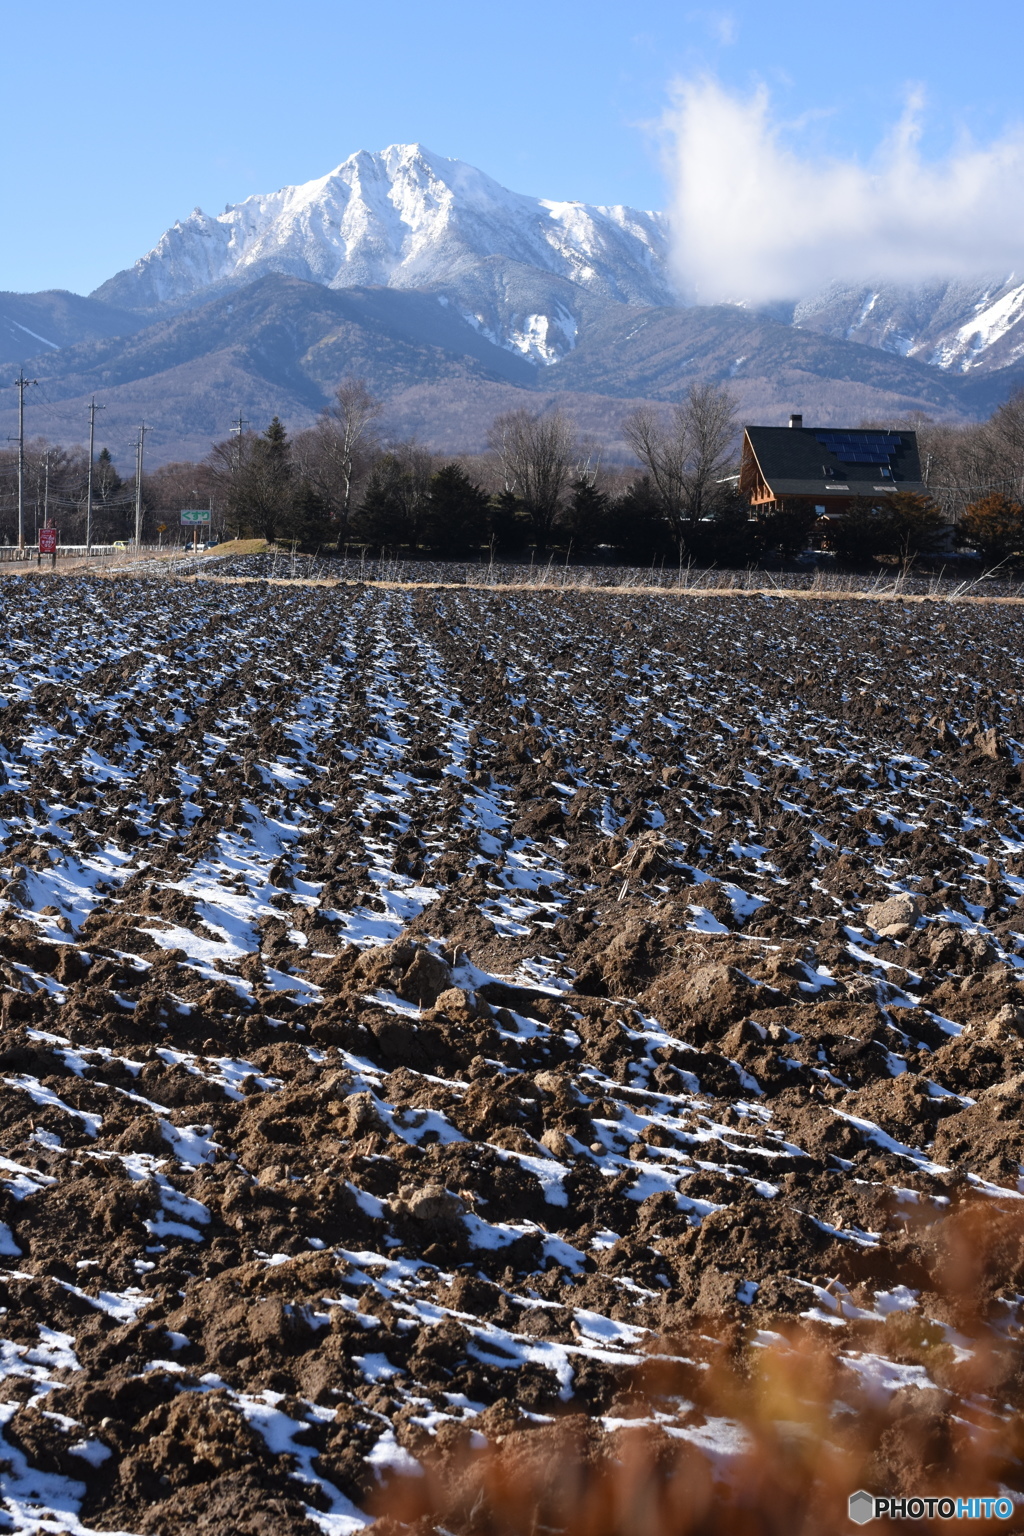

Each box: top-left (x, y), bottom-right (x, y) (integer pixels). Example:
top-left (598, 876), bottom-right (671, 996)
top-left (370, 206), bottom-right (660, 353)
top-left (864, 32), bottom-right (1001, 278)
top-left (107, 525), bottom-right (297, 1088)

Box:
top-left (374, 1203), bottom-right (1024, 1536)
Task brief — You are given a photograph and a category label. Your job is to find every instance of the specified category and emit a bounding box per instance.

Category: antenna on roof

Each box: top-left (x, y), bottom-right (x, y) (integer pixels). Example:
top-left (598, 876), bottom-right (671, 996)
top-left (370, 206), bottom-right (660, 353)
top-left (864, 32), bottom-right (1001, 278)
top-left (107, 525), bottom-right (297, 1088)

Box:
top-left (789, 413), bottom-right (803, 429)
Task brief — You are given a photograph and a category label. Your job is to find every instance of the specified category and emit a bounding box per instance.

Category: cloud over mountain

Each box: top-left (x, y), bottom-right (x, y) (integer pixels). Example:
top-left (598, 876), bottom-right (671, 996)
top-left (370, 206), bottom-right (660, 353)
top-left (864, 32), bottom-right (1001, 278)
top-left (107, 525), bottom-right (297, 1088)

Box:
top-left (6, 139), bottom-right (1024, 465)
top-left (665, 78), bottom-right (1024, 304)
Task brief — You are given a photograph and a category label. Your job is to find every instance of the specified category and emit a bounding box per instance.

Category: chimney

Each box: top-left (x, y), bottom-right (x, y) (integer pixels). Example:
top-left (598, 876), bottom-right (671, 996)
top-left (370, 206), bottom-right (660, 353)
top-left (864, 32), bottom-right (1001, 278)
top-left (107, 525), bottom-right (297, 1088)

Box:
top-left (789, 413), bottom-right (803, 429)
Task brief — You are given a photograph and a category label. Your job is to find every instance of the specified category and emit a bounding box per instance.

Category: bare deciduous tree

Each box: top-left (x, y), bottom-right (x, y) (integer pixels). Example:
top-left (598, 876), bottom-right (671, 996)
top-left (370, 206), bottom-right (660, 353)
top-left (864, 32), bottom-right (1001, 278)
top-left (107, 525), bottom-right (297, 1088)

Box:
top-left (487, 409), bottom-right (578, 553)
top-left (300, 378), bottom-right (383, 538)
top-left (207, 432), bottom-right (258, 538)
top-left (622, 406), bottom-right (688, 528)
top-left (2, 439), bottom-right (89, 544)
top-left (919, 418), bottom-right (1005, 525)
top-left (623, 382), bottom-right (738, 541)
top-left (144, 458), bottom-right (221, 540)
top-left (985, 388), bottom-right (1024, 502)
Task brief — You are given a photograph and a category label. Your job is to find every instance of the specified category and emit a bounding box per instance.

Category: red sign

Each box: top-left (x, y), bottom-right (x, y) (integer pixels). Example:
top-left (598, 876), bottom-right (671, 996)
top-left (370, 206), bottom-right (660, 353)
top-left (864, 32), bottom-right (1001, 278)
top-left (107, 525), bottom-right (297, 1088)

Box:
top-left (38, 528), bottom-right (58, 554)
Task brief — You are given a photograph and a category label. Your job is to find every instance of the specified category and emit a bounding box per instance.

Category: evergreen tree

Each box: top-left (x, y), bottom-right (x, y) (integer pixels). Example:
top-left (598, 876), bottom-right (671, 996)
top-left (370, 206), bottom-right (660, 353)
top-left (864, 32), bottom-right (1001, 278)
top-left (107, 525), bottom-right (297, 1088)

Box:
top-left (284, 480), bottom-right (333, 552)
top-left (261, 417), bottom-right (292, 522)
top-left (827, 492), bottom-right (948, 565)
top-left (756, 502), bottom-right (818, 558)
top-left (562, 477), bottom-right (609, 555)
top-left (606, 477), bottom-right (675, 565)
top-left (95, 448), bottom-right (122, 500)
top-left (93, 448), bottom-right (129, 540)
top-left (422, 464), bottom-right (491, 556)
top-left (488, 489), bottom-right (527, 554)
top-left (827, 505), bottom-right (898, 564)
top-left (686, 489), bottom-right (756, 565)
top-left (354, 455), bottom-right (417, 548)
top-left (885, 492), bottom-right (949, 560)
top-left (231, 417), bottom-right (293, 541)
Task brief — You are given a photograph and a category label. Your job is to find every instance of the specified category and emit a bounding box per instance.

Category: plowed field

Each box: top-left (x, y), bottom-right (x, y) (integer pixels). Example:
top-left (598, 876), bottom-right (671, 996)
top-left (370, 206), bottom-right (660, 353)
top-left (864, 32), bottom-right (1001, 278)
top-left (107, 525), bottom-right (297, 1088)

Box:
top-left (0, 577), bottom-right (1021, 1533)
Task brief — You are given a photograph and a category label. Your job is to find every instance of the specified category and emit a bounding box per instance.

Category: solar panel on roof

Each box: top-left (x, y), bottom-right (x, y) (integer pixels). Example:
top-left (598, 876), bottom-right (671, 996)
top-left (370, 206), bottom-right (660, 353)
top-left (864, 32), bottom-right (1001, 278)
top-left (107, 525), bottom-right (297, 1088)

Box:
top-left (812, 429), bottom-right (902, 464)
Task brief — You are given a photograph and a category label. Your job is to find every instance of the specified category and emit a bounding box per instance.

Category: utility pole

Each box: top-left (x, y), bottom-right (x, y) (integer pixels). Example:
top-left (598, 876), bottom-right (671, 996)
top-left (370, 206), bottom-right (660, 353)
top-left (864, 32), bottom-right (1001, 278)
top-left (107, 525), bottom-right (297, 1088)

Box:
top-left (85, 398), bottom-right (104, 554)
top-left (230, 413), bottom-right (250, 475)
top-left (38, 450), bottom-right (50, 568)
top-left (230, 413), bottom-right (250, 540)
top-left (8, 371), bottom-right (37, 550)
top-left (134, 422), bottom-right (146, 547)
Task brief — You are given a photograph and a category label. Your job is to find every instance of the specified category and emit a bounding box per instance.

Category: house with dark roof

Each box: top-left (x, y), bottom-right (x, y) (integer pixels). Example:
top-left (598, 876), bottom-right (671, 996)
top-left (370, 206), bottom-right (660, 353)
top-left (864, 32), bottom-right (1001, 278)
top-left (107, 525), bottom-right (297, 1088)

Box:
top-left (739, 414), bottom-right (926, 517)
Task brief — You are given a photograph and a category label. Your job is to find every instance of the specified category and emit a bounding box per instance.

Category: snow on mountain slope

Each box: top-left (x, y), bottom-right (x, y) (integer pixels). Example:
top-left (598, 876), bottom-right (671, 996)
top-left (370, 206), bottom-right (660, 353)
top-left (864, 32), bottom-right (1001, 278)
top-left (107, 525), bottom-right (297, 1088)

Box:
top-left (93, 144), bottom-right (673, 366)
top-left (929, 280), bottom-right (1024, 371)
top-left (74, 144), bottom-right (1024, 385)
top-left (0, 290), bottom-right (147, 369)
top-left (792, 275), bottom-right (1024, 375)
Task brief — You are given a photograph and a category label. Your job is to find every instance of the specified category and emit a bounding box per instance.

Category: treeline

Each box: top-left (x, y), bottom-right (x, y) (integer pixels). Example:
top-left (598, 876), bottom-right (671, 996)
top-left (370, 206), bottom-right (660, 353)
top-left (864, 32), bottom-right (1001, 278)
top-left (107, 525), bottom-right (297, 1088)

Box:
top-left (206, 382), bottom-right (755, 562)
top-left (4, 379), bottom-right (1024, 564)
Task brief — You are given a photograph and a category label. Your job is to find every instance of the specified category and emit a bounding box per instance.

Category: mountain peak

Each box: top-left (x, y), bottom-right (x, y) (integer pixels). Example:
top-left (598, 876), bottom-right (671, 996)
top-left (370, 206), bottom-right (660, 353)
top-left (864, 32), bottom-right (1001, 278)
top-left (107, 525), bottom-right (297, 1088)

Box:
top-left (84, 146), bottom-right (1024, 383)
top-left (89, 148), bottom-right (674, 365)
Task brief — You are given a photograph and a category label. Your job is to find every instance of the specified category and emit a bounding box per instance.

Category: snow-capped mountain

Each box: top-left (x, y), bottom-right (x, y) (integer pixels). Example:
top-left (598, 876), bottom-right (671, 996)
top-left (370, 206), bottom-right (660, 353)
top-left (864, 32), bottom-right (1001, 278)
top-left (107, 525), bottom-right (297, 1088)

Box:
top-left (93, 144), bottom-right (673, 365)
top-left (88, 144), bottom-right (1024, 380)
top-left (4, 139), bottom-right (1023, 463)
top-left (791, 276), bottom-right (1024, 375)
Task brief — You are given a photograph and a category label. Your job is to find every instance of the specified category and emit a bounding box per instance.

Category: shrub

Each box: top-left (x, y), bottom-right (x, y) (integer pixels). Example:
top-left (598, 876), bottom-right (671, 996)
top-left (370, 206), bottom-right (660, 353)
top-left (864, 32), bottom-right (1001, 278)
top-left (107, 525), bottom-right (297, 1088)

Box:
top-left (827, 493), bottom-right (949, 564)
top-left (959, 492), bottom-right (1024, 564)
top-left (756, 502), bottom-right (818, 557)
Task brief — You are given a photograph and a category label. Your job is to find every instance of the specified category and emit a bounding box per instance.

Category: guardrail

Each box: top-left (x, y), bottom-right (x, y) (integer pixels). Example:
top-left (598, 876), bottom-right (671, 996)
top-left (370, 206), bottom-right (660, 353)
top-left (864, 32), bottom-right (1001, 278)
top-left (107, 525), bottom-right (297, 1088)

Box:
top-left (0, 544), bottom-right (171, 562)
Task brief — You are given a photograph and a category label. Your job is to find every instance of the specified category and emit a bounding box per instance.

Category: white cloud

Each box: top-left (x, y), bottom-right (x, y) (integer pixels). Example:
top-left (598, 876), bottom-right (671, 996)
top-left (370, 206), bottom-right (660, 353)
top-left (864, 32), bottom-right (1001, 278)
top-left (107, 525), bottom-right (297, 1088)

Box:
top-left (710, 13), bottom-right (736, 46)
top-left (664, 78), bottom-right (1024, 303)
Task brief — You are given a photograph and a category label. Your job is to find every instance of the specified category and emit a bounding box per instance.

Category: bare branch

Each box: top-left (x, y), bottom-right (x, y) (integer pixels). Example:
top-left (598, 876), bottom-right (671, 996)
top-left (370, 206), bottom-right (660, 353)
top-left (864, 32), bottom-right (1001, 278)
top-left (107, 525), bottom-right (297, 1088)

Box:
top-left (487, 409), bottom-right (578, 552)
top-left (622, 383), bottom-right (738, 538)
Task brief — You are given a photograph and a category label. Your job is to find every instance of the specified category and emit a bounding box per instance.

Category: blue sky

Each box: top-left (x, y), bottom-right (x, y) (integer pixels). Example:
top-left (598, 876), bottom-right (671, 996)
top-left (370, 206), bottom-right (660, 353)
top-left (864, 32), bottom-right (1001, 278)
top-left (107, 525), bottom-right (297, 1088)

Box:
top-left (2, 0), bottom-right (1022, 295)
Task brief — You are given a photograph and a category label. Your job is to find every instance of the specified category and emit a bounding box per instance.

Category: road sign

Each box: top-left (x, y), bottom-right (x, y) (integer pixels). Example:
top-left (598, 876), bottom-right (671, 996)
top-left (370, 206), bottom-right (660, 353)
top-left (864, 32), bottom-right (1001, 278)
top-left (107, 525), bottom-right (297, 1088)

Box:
top-left (180, 508), bottom-right (211, 526)
top-left (38, 528), bottom-right (58, 554)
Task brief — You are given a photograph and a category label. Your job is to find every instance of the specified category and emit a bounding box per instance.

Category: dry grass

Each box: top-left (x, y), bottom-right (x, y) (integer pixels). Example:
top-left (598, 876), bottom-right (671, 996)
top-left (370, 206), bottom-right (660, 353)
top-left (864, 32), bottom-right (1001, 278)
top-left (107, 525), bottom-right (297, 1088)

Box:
top-left (184, 572), bottom-right (1024, 605)
top-left (372, 1203), bottom-right (1024, 1536)
top-left (17, 541), bottom-right (1022, 604)
top-left (0, 538), bottom-right (267, 581)
top-left (1, 548), bottom-right (169, 578)
top-left (195, 537), bottom-right (267, 558)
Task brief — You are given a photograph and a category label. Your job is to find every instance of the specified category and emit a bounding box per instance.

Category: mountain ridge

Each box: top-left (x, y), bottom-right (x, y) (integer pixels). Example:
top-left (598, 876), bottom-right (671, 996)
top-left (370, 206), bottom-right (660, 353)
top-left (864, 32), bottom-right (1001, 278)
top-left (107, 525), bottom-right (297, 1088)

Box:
top-left (3, 273), bottom-right (1015, 468)
top-left (83, 143), bottom-right (1024, 382)
top-left (4, 145), bottom-right (1024, 463)
top-left (91, 143), bottom-right (673, 368)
